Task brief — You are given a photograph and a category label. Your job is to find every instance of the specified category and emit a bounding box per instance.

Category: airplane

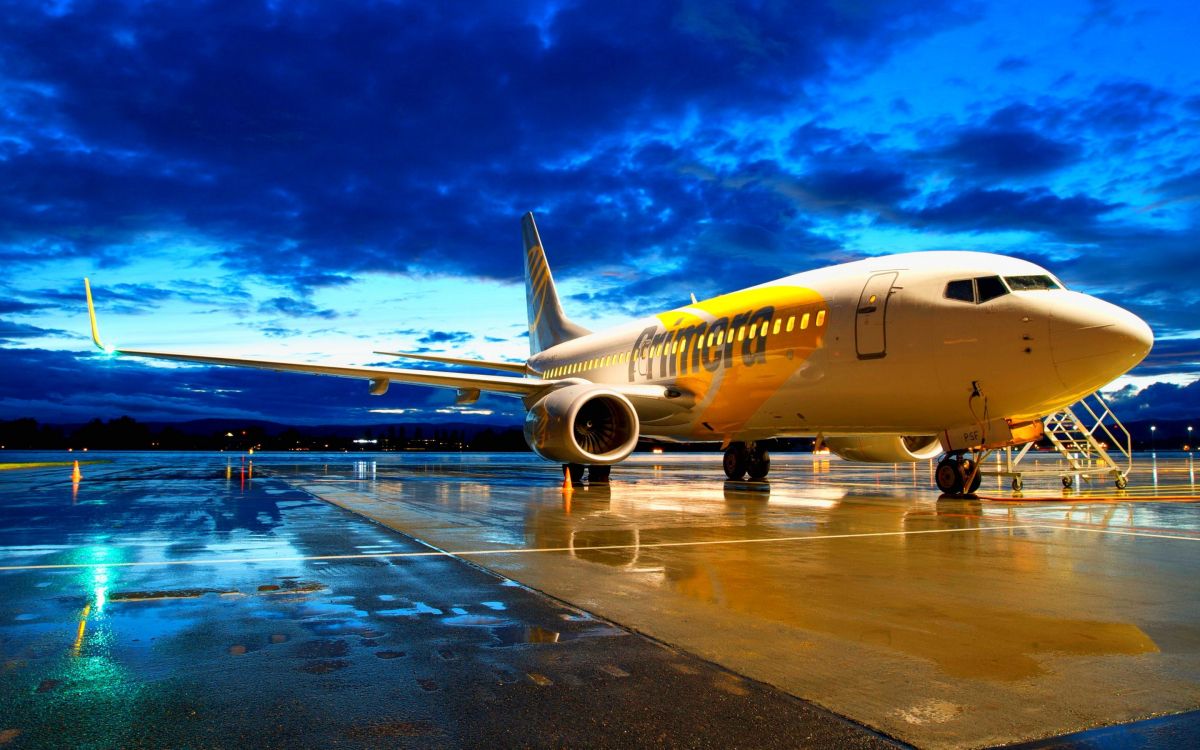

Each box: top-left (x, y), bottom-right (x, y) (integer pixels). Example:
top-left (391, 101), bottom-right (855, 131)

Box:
top-left (85, 212), bottom-right (1153, 496)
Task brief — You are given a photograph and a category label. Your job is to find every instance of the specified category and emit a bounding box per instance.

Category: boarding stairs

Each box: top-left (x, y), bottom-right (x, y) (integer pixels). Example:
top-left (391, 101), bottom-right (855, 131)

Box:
top-left (991, 391), bottom-right (1132, 491)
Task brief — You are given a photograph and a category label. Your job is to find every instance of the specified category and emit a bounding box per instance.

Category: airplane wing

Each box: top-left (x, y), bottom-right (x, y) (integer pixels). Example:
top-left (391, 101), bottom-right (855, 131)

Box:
top-left (373, 350), bottom-right (532, 375)
top-left (84, 279), bottom-right (549, 398)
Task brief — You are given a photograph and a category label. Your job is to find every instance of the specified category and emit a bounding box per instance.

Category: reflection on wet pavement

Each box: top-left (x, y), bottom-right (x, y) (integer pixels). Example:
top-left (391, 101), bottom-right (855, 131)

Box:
top-left (284, 452), bottom-right (1200, 749)
top-left (0, 452), bottom-right (894, 749)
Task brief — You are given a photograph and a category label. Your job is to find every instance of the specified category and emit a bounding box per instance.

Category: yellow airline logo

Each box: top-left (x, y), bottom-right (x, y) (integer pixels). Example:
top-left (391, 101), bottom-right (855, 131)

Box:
top-left (631, 285), bottom-right (828, 437)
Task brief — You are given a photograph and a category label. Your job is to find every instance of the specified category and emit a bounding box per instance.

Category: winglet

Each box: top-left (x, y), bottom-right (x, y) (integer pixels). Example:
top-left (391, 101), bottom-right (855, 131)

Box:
top-left (83, 278), bottom-right (112, 353)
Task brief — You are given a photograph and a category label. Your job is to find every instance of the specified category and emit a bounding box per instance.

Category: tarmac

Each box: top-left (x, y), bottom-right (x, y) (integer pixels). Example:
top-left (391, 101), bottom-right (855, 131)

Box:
top-left (1, 450), bottom-right (1199, 748)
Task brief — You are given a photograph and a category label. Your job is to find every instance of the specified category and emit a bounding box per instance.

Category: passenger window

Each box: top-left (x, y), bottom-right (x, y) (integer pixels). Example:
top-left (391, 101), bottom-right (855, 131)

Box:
top-left (737, 326), bottom-right (746, 341)
top-left (816, 310), bottom-right (825, 327)
top-left (760, 322), bottom-right (769, 337)
top-left (706, 333), bottom-right (714, 347)
top-left (976, 275), bottom-right (1009, 303)
top-left (773, 319), bottom-right (782, 335)
top-left (800, 313), bottom-right (810, 330)
top-left (945, 279), bottom-right (974, 302)
top-left (747, 326), bottom-right (756, 339)
top-left (786, 316), bottom-right (795, 332)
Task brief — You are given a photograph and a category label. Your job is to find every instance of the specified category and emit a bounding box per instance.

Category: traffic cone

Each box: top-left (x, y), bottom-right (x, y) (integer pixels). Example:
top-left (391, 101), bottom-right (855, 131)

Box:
top-left (71, 461), bottom-right (82, 482)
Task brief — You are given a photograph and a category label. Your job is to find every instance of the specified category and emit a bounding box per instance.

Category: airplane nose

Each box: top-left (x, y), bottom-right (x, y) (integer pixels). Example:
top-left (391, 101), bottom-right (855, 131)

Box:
top-left (1049, 292), bottom-right (1153, 395)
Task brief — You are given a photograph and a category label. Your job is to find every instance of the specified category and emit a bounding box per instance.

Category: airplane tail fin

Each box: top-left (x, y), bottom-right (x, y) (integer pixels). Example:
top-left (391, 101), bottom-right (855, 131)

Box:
top-left (522, 212), bottom-right (590, 355)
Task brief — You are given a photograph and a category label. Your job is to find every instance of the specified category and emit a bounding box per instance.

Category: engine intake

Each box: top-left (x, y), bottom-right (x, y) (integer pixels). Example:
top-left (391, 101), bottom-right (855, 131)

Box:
top-left (524, 384), bottom-right (640, 465)
top-left (823, 435), bottom-right (942, 463)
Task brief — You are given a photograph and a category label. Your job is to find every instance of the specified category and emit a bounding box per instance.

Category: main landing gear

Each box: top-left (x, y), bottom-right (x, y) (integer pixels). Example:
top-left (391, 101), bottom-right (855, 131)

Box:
top-left (723, 442), bottom-right (770, 480)
top-left (935, 452), bottom-right (982, 496)
top-left (563, 463), bottom-right (610, 485)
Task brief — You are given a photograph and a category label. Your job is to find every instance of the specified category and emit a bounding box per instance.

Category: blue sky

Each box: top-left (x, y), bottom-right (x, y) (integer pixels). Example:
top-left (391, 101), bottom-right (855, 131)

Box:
top-left (1, 0), bottom-right (1198, 425)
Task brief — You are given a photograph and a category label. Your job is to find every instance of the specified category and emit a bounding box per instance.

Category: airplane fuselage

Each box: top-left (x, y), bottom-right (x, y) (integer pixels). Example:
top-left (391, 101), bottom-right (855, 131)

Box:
top-left (528, 251), bottom-right (1151, 446)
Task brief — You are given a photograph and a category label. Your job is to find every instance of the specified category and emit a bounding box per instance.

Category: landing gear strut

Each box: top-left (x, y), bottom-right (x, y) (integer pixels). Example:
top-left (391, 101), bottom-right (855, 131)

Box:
top-left (935, 453), bottom-right (982, 496)
top-left (724, 442), bottom-right (770, 480)
top-left (562, 463), bottom-right (611, 485)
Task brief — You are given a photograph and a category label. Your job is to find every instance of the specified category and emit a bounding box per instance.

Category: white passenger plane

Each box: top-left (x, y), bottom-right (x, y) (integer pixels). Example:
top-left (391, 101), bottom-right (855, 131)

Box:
top-left (85, 213), bottom-right (1153, 495)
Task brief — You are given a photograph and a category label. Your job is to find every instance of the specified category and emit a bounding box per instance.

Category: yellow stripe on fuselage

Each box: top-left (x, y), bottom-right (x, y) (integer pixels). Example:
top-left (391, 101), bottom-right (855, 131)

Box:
top-left (630, 285), bottom-right (827, 438)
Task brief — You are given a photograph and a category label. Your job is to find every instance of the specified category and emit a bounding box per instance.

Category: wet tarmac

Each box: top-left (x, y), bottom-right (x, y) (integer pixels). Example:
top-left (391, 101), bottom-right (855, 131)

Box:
top-left (0, 453), bottom-right (894, 749)
top-left (2, 451), bottom-right (1199, 748)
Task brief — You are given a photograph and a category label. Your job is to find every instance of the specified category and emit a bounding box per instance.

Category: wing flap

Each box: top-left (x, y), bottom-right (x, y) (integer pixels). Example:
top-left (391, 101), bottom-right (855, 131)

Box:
top-left (373, 350), bottom-right (531, 375)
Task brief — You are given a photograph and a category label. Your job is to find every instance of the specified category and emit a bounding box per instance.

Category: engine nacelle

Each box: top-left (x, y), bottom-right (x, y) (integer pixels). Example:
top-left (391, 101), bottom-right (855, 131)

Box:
top-left (823, 435), bottom-right (942, 463)
top-left (524, 384), bottom-right (640, 465)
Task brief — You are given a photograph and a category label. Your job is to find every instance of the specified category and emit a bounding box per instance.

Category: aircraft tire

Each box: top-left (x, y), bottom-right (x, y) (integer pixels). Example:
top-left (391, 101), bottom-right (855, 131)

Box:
top-left (935, 456), bottom-right (964, 495)
top-left (747, 446), bottom-right (770, 479)
top-left (588, 465), bottom-right (611, 484)
top-left (723, 444), bottom-right (748, 480)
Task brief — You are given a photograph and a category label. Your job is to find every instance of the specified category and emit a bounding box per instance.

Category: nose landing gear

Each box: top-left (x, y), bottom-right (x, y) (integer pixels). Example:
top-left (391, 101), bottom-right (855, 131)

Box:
top-left (935, 452), bottom-right (982, 496)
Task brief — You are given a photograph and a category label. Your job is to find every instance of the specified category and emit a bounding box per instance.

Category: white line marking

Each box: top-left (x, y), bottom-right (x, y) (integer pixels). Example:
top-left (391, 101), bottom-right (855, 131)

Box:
top-left (0, 524), bottom-right (1036, 572)
top-left (4, 522), bottom-right (1196, 574)
top-left (1032, 524), bottom-right (1200, 542)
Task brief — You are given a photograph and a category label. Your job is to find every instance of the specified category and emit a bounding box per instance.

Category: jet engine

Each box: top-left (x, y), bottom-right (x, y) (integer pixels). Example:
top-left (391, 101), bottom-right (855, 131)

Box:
top-left (823, 435), bottom-right (943, 463)
top-left (523, 384), bottom-right (640, 465)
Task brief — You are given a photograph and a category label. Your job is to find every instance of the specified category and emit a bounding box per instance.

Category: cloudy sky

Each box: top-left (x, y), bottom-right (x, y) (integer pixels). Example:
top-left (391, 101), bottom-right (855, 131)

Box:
top-left (2, 0), bottom-right (1198, 425)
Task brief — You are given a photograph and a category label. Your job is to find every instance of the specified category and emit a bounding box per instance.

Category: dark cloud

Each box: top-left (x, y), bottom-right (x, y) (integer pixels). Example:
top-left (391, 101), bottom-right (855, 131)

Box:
top-left (1108, 379), bottom-right (1200, 421)
top-left (0, 299), bottom-right (48, 315)
top-left (907, 188), bottom-right (1119, 234)
top-left (0, 0), bottom-right (967, 290)
top-left (257, 297), bottom-right (339, 319)
top-left (417, 331), bottom-right (473, 345)
top-left (1129, 337), bottom-right (1200, 377)
top-left (935, 127), bottom-right (1079, 178)
top-left (995, 56), bottom-right (1030, 72)
top-left (0, 320), bottom-right (71, 343)
top-left (1079, 81), bottom-right (1174, 134)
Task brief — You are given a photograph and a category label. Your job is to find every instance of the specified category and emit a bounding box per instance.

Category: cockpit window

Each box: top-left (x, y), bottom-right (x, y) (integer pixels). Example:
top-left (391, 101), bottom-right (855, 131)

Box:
top-left (975, 275), bottom-right (1009, 303)
top-left (1004, 274), bottom-right (1061, 291)
top-left (945, 279), bottom-right (974, 302)
top-left (944, 276), bottom-right (1011, 304)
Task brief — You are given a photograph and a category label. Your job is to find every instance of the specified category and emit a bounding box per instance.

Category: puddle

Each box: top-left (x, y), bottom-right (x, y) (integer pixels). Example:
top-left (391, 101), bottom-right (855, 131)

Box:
top-left (441, 614), bottom-right (508, 627)
top-left (296, 659), bottom-right (349, 674)
top-left (490, 625), bottom-right (562, 645)
top-left (480, 601), bottom-right (506, 611)
top-left (292, 639), bottom-right (349, 658)
top-left (378, 602), bottom-right (442, 617)
top-left (109, 588), bottom-right (234, 601)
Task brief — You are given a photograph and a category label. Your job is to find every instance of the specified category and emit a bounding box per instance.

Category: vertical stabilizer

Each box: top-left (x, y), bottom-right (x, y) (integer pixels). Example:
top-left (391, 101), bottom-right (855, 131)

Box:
top-left (523, 212), bottom-right (591, 355)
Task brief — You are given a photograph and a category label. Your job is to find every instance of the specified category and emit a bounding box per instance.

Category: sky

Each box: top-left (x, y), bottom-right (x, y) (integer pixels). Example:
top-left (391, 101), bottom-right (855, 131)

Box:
top-left (1, 0), bottom-right (1198, 426)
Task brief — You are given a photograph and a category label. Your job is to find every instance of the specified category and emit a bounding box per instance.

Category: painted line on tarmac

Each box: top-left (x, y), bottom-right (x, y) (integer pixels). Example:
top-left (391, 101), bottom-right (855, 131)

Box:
top-left (4, 522), bottom-right (1197, 573)
top-left (1033, 523), bottom-right (1200, 543)
top-left (0, 523), bottom-right (1039, 572)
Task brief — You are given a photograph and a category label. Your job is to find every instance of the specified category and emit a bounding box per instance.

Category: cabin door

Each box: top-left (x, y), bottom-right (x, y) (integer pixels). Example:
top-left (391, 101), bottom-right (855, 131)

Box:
top-left (855, 272), bottom-right (898, 359)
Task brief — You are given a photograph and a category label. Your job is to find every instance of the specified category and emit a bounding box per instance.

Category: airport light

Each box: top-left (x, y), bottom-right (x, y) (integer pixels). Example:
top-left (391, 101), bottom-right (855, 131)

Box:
top-left (1150, 424), bottom-right (1156, 453)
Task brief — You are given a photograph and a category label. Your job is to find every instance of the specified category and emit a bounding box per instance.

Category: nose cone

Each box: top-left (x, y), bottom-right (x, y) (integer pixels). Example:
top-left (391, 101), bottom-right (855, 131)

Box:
top-left (1050, 292), bottom-right (1153, 396)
